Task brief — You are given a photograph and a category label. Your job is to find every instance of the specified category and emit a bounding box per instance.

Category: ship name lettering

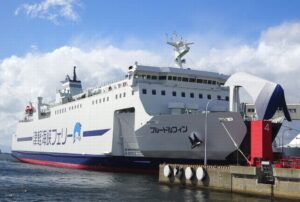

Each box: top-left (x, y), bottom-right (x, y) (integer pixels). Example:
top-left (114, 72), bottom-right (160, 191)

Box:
top-left (150, 125), bottom-right (188, 134)
top-left (33, 128), bottom-right (68, 146)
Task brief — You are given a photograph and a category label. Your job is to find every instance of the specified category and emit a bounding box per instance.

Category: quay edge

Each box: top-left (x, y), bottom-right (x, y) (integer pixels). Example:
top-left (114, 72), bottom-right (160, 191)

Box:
top-left (159, 164), bottom-right (300, 200)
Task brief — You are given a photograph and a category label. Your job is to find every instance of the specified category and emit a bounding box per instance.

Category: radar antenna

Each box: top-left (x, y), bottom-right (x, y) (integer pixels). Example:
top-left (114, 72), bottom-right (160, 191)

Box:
top-left (167, 33), bottom-right (193, 68)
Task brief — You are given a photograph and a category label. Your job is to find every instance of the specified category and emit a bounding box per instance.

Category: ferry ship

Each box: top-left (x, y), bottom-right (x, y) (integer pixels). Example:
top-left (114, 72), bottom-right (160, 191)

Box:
top-left (12, 36), bottom-right (248, 173)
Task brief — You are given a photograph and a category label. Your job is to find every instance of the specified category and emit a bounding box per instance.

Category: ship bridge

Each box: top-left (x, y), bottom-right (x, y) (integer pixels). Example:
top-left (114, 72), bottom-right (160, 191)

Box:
top-left (128, 64), bottom-right (230, 116)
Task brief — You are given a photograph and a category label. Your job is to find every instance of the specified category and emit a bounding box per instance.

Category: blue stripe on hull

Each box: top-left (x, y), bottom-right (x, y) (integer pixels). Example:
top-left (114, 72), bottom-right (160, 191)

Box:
top-left (83, 129), bottom-right (110, 137)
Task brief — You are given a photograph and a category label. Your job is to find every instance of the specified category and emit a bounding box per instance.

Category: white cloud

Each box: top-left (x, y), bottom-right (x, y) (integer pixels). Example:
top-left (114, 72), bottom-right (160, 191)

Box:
top-left (1, 22), bottom-right (300, 152)
top-left (0, 46), bottom-right (165, 152)
top-left (15, 0), bottom-right (80, 24)
top-left (193, 22), bottom-right (300, 103)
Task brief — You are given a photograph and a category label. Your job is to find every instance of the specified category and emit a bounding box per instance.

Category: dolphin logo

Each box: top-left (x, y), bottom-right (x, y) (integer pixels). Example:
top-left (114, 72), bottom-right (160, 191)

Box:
top-left (188, 131), bottom-right (203, 149)
top-left (73, 122), bottom-right (82, 143)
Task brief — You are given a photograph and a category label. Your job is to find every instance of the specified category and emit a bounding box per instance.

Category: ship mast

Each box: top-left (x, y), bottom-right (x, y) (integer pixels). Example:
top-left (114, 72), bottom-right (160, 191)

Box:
top-left (167, 33), bottom-right (193, 68)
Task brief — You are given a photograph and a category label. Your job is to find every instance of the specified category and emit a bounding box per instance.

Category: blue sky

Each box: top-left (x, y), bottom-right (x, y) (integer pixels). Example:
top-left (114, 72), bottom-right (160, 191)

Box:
top-left (1, 0), bottom-right (300, 59)
top-left (1, 0), bottom-right (300, 152)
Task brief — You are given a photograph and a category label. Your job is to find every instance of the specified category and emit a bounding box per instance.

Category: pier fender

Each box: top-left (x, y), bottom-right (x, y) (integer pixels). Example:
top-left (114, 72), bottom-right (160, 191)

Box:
top-left (196, 167), bottom-right (205, 181)
top-left (163, 165), bottom-right (173, 177)
top-left (185, 167), bottom-right (195, 180)
top-left (173, 166), bottom-right (184, 179)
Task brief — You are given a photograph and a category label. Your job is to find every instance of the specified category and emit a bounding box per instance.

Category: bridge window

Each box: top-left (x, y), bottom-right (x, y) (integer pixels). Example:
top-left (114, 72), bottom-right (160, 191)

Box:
top-left (172, 76), bottom-right (177, 81)
top-left (146, 75), bottom-right (151, 79)
top-left (172, 91), bottom-right (177, 96)
top-left (189, 78), bottom-right (196, 83)
top-left (190, 93), bottom-right (194, 98)
top-left (197, 79), bottom-right (203, 83)
top-left (182, 77), bottom-right (188, 82)
top-left (181, 92), bottom-right (186, 97)
top-left (142, 89), bottom-right (147, 94)
top-left (212, 81), bottom-right (216, 85)
top-left (177, 77), bottom-right (182, 81)
top-left (161, 90), bottom-right (166, 96)
top-left (168, 76), bottom-right (172, 80)
top-left (203, 80), bottom-right (208, 84)
top-left (159, 76), bottom-right (166, 80)
top-left (152, 89), bottom-right (156, 95)
top-left (208, 80), bottom-right (212, 84)
top-left (151, 75), bottom-right (157, 80)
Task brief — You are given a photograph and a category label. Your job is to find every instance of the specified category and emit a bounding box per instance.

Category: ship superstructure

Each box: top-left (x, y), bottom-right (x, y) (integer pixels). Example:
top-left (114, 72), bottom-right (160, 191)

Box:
top-left (12, 37), bottom-right (247, 172)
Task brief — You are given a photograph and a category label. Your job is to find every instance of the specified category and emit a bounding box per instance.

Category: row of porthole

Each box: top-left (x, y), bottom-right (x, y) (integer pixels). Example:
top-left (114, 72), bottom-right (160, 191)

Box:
top-left (92, 97), bottom-right (109, 105)
top-left (55, 103), bottom-right (82, 115)
top-left (142, 88), bottom-right (229, 101)
top-left (163, 165), bottom-right (205, 181)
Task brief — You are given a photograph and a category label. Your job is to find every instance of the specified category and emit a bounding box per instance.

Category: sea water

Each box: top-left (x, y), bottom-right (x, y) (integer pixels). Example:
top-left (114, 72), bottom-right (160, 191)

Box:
top-left (0, 159), bottom-right (291, 202)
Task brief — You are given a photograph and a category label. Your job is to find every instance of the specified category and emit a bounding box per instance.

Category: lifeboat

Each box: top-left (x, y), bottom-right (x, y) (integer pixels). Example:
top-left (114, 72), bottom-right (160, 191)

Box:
top-left (25, 105), bottom-right (33, 114)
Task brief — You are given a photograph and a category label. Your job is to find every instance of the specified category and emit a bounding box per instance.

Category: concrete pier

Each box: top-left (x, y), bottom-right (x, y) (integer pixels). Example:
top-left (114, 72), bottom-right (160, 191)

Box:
top-left (159, 164), bottom-right (300, 200)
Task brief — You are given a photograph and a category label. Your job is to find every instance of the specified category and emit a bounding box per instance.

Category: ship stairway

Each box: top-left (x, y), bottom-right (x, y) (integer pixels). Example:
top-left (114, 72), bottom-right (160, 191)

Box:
top-left (116, 110), bottom-right (143, 157)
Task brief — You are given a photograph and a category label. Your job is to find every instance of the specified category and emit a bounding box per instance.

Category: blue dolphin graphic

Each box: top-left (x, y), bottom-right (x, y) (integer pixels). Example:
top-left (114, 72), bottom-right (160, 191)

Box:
top-left (73, 122), bottom-right (82, 143)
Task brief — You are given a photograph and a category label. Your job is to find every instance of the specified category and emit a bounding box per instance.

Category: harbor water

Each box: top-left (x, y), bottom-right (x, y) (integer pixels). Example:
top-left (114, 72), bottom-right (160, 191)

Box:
top-left (0, 158), bottom-right (293, 202)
